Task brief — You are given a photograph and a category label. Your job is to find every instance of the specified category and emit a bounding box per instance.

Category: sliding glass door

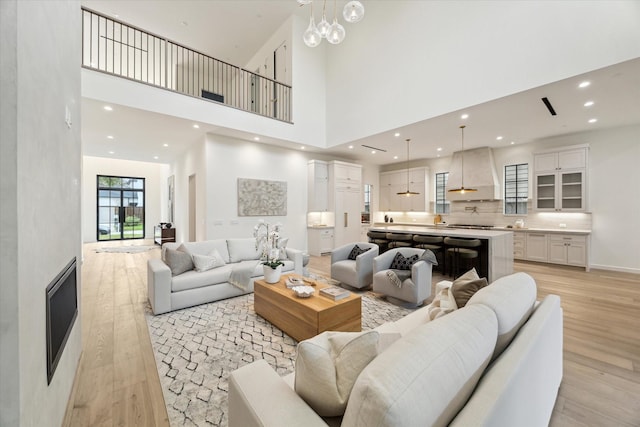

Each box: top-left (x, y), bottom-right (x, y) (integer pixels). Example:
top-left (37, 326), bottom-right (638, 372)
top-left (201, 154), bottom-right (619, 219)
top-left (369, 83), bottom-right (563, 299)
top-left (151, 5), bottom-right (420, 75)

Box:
top-left (97, 175), bottom-right (145, 241)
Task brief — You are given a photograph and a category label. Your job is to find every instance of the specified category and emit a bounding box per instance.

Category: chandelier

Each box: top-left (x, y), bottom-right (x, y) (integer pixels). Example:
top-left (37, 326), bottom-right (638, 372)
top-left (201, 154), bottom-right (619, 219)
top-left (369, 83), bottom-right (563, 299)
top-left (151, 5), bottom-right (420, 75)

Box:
top-left (298, 0), bottom-right (365, 47)
top-left (397, 139), bottom-right (420, 197)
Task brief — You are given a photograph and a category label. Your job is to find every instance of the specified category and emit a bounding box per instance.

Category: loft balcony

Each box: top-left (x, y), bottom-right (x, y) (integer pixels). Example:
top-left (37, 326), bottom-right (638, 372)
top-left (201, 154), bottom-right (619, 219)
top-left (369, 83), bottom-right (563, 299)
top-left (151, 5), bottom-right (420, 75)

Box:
top-left (81, 8), bottom-right (292, 123)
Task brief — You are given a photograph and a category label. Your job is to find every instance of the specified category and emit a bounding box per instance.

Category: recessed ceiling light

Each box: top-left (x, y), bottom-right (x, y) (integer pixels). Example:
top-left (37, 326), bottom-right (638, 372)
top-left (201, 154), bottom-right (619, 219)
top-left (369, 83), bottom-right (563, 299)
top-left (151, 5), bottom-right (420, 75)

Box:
top-left (510, 141), bottom-right (515, 145)
top-left (103, 105), bottom-right (113, 111)
top-left (163, 143), bottom-right (169, 147)
top-left (348, 145), bottom-right (354, 149)
top-left (193, 124), bottom-right (199, 129)
top-left (461, 114), bottom-right (469, 119)
top-left (107, 135), bottom-right (114, 139)
top-left (253, 136), bottom-right (260, 141)
top-left (301, 146), bottom-right (305, 150)
top-left (579, 81), bottom-right (590, 88)
top-left (394, 132), bottom-right (400, 137)
top-left (496, 136), bottom-right (503, 140)
top-left (153, 156), bottom-right (159, 160)
top-left (393, 155), bottom-right (398, 160)
top-left (371, 150), bottom-right (376, 154)
top-left (108, 151), bottom-right (115, 154)
top-left (588, 118), bottom-right (598, 123)
top-left (437, 147), bottom-right (442, 152)
top-left (584, 101), bottom-right (594, 107)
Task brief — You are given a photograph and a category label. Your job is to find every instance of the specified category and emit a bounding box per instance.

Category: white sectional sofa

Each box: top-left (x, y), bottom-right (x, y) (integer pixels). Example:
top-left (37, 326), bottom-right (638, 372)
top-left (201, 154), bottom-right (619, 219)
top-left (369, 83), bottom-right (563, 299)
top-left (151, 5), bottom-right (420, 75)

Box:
top-left (148, 238), bottom-right (303, 315)
top-left (228, 272), bottom-right (563, 427)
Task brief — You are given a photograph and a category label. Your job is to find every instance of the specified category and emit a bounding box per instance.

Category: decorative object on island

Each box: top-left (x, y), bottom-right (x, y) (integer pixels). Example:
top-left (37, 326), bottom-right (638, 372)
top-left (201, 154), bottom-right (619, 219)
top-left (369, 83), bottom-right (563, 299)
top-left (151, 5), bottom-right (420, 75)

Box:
top-left (448, 125), bottom-right (478, 194)
top-left (238, 178), bottom-right (287, 216)
top-left (397, 138), bottom-right (420, 197)
top-left (300, 0), bottom-right (364, 47)
top-left (254, 219), bottom-right (285, 283)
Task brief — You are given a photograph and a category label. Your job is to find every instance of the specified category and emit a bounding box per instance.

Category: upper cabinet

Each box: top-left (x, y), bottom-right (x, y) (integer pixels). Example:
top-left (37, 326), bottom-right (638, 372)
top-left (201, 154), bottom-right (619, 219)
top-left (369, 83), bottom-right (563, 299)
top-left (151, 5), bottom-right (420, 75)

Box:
top-left (533, 146), bottom-right (588, 212)
top-left (308, 160), bottom-right (329, 211)
top-left (379, 167), bottom-right (429, 212)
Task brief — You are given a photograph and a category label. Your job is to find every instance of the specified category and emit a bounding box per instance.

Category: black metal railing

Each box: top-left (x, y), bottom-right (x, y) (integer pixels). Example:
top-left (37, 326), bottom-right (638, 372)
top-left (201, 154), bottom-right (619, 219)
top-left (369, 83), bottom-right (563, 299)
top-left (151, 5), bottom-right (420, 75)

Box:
top-left (81, 8), bottom-right (292, 123)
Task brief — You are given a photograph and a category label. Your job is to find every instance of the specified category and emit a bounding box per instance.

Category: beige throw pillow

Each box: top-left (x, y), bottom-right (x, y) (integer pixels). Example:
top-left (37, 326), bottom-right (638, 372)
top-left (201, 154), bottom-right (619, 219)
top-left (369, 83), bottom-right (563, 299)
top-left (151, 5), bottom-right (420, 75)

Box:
top-left (192, 249), bottom-right (226, 272)
top-left (450, 268), bottom-right (488, 307)
top-left (165, 247), bottom-right (194, 276)
top-left (295, 330), bottom-right (379, 417)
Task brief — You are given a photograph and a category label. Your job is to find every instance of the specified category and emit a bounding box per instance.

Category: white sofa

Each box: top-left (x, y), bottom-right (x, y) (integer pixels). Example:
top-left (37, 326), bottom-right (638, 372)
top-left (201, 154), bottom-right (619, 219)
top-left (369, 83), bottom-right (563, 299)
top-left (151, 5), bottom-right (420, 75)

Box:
top-left (228, 272), bottom-right (563, 426)
top-left (148, 238), bottom-right (303, 315)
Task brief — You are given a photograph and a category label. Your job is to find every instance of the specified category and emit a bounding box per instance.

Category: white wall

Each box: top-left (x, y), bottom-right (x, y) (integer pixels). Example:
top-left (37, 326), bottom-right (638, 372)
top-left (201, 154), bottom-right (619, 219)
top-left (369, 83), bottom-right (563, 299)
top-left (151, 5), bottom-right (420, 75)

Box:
top-left (1, 1), bottom-right (82, 425)
top-left (324, 1), bottom-right (640, 145)
top-left (82, 156), bottom-right (169, 243)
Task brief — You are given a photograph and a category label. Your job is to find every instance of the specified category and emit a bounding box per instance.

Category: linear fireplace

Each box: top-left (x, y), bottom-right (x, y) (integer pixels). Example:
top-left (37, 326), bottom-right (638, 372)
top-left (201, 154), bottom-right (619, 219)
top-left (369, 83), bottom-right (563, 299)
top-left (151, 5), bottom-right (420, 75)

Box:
top-left (46, 257), bottom-right (78, 385)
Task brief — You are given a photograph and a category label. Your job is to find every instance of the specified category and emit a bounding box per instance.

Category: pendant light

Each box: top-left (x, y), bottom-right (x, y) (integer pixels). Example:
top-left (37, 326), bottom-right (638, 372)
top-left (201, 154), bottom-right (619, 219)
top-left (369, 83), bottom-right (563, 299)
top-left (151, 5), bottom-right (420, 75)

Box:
top-left (303, 1), bottom-right (322, 47)
top-left (397, 139), bottom-right (420, 197)
top-left (326, 0), bottom-right (346, 45)
top-left (448, 125), bottom-right (477, 194)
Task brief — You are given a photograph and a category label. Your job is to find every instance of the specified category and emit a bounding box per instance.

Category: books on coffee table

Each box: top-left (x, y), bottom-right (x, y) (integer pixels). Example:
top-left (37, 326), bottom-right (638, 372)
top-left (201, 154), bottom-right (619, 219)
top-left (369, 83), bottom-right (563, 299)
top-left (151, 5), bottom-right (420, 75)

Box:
top-left (319, 286), bottom-right (350, 301)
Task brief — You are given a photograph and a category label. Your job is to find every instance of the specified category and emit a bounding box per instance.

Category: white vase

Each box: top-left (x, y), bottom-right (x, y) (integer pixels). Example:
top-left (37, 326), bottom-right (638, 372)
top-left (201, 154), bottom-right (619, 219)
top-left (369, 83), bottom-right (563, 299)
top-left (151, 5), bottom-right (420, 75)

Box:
top-left (263, 264), bottom-right (282, 284)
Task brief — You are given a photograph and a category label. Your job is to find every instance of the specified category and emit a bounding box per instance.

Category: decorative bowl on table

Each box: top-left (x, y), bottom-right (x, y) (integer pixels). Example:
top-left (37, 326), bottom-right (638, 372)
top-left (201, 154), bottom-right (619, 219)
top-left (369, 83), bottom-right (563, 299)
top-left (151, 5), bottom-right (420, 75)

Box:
top-left (286, 277), bottom-right (305, 288)
top-left (291, 285), bottom-right (315, 298)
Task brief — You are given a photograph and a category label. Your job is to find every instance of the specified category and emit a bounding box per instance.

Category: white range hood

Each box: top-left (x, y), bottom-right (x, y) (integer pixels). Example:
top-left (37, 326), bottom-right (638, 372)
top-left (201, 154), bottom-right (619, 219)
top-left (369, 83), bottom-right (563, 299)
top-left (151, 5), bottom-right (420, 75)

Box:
top-left (446, 146), bottom-right (501, 201)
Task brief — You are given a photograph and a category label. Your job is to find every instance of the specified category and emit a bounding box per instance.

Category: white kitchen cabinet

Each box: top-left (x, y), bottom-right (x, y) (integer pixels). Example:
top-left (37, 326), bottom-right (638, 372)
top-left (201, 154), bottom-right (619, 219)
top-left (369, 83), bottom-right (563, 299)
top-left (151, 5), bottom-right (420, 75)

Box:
top-left (333, 162), bottom-right (361, 186)
top-left (308, 160), bottom-right (329, 212)
top-left (379, 167), bottom-right (429, 212)
top-left (513, 232), bottom-right (526, 260)
top-left (547, 234), bottom-right (586, 267)
top-left (534, 146), bottom-right (588, 212)
top-left (526, 233), bottom-right (548, 262)
top-left (333, 186), bottom-right (362, 247)
top-left (308, 227), bottom-right (334, 256)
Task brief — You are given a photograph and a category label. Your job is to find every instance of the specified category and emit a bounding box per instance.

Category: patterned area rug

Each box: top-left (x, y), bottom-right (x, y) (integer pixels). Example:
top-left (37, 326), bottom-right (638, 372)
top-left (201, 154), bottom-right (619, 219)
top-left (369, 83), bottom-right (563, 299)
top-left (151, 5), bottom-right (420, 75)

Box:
top-left (144, 291), bottom-right (414, 427)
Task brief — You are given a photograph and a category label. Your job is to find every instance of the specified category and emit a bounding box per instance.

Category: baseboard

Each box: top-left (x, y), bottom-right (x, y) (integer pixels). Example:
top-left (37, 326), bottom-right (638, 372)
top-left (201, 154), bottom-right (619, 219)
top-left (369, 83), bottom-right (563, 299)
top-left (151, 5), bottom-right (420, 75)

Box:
top-left (589, 264), bottom-right (640, 275)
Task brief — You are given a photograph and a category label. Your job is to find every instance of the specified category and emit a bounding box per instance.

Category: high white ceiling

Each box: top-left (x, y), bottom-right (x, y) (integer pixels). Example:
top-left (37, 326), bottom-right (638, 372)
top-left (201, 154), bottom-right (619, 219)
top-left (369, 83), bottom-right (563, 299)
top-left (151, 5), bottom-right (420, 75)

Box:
top-left (80, 1), bottom-right (640, 166)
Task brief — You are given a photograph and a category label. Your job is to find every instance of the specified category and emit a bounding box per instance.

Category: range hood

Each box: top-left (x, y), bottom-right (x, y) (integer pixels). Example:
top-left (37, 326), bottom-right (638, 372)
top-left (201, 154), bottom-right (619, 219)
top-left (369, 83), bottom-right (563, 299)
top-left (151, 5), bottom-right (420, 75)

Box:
top-left (446, 146), bottom-right (501, 201)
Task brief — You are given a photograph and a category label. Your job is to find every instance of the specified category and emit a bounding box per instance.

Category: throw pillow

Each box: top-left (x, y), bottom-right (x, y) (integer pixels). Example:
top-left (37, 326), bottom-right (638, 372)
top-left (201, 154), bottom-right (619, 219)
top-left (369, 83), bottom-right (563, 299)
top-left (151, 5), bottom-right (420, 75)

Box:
top-left (419, 249), bottom-right (439, 265)
top-left (192, 249), bottom-right (226, 272)
top-left (389, 252), bottom-right (419, 270)
top-left (348, 244), bottom-right (370, 260)
top-left (277, 238), bottom-right (289, 260)
top-left (295, 330), bottom-right (379, 417)
top-left (165, 248), bottom-right (194, 276)
top-left (450, 268), bottom-right (488, 307)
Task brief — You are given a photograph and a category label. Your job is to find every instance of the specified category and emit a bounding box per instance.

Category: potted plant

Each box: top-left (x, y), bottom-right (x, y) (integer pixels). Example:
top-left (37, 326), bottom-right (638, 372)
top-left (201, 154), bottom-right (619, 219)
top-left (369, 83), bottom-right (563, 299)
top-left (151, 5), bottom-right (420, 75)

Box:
top-left (254, 220), bottom-right (284, 283)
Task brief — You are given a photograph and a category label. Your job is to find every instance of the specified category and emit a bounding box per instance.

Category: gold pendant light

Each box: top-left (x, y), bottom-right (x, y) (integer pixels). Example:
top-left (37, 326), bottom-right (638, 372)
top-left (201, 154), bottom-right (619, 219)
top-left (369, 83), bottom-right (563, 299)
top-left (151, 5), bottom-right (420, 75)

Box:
top-left (397, 138), bottom-right (420, 197)
top-left (448, 125), bottom-right (477, 194)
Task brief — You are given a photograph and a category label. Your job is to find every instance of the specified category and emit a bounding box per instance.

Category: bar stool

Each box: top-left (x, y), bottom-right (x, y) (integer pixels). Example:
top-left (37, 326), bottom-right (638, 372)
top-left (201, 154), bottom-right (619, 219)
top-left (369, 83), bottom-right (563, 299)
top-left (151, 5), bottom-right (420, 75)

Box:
top-left (443, 237), bottom-right (481, 278)
top-left (413, 235), bottom-right (444, 271)
top-left (367, 230), bottom-right (389, 253)
top-left (386, 232), bottom-right (413, 249)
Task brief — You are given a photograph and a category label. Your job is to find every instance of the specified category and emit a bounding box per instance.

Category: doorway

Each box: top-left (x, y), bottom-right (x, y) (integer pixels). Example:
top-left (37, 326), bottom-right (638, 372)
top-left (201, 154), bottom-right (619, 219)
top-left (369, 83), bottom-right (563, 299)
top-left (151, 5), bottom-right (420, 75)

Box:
top-left (97, 175), bottom-right (145, 241)
top-left (188, 174), bottom-right (196, 241)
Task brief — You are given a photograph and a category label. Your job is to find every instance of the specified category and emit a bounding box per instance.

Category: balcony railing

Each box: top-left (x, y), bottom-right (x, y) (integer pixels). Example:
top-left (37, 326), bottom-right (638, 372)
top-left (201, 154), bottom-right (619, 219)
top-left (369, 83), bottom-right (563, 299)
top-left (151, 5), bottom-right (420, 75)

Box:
top-left (82, 8), bottom-right (292, 123)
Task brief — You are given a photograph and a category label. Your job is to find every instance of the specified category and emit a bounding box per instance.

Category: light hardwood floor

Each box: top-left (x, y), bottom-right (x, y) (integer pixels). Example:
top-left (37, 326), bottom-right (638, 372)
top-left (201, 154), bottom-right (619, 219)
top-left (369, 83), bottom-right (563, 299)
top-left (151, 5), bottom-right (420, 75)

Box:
top-left (63, 241), bottom-right (640, 426)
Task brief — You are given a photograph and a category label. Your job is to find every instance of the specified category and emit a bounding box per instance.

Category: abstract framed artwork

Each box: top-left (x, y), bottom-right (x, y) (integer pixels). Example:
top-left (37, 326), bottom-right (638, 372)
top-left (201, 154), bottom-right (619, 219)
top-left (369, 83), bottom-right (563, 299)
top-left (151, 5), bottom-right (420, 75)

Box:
top-left (237, 178), bottom-right (287, 216)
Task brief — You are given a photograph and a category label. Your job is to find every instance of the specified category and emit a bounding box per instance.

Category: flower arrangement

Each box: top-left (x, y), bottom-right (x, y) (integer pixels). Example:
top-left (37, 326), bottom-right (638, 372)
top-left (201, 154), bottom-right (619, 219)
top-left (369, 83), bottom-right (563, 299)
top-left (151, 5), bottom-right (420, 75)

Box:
top-left (253, 219), bottom-right (284, 269)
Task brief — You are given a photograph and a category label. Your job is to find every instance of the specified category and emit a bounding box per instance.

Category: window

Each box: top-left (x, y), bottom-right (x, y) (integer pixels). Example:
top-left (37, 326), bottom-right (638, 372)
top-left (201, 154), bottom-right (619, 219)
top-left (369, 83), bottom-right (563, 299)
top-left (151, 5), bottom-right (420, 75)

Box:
top-left (97, 175), bottom-right (145, 240)
top-left (435, 172), bottom-right (450, 214)
top-left (362, 184), bottom-right (371, 223)
top-left (504, 164), bottom-right (528, 214)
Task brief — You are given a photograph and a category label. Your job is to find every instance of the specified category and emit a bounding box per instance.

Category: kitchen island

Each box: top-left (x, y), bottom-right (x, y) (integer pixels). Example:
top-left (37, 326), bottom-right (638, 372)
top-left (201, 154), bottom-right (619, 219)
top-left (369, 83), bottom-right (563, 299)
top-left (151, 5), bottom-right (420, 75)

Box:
top-left (369, 225), bottom-right (514, 282)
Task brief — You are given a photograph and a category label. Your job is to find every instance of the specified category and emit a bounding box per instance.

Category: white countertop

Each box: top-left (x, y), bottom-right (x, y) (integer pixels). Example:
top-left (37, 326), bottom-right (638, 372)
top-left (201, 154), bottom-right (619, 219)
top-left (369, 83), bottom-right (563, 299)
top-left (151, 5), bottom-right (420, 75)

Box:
top-left (369, 224), bottom-right (512, 239)
top-left (371, 223), bottom-right (591, 235)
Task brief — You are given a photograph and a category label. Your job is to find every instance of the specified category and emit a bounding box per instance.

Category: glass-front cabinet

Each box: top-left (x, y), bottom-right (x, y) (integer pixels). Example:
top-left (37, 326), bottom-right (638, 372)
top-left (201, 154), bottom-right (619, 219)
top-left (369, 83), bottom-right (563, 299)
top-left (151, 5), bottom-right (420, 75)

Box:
top-left (533, 146), bottom-right (587, 212)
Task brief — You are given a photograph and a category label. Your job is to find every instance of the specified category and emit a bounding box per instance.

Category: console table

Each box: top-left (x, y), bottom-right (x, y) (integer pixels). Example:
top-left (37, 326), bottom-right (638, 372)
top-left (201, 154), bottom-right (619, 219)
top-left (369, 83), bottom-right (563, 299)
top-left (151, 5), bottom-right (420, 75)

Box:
top-left (154, 225), bottom-right (175, 246)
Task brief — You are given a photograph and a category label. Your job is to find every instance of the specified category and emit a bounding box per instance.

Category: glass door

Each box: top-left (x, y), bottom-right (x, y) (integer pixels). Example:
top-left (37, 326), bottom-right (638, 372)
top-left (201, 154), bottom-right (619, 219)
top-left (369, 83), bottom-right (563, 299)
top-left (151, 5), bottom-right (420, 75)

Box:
top-left (97, 175), bottom-right (145, 241)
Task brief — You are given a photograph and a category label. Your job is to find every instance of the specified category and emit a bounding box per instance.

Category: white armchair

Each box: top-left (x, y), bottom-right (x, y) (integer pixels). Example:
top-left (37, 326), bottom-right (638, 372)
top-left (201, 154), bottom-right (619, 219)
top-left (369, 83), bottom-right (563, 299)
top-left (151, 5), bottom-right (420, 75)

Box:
top-left (373, 248), bottom-right (433, 307)
top-left (330, 243), bottom-right (379, 289)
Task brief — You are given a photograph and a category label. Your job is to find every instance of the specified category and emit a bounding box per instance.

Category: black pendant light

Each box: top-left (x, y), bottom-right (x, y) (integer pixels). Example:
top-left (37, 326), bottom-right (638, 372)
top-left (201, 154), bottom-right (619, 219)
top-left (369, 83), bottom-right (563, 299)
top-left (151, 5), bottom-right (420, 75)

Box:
top-left (397, 138), bottom-right (420, 197)
top-left (448, 125), bottom-right (477, 194)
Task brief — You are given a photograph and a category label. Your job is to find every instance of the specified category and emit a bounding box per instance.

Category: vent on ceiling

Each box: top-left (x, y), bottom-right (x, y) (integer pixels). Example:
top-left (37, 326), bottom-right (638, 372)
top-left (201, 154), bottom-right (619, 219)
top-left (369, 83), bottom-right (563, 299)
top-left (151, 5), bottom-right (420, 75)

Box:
top-left (361, 144), bottom-right (387, 152)
top-left (541, 97), bottom-right (557, 116)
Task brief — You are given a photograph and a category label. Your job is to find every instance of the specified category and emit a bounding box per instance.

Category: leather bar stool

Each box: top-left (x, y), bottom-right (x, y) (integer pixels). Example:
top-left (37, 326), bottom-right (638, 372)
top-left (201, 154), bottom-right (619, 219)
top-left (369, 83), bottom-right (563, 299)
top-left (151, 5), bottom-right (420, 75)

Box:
top-left (367, 230), bottom-right (389, 253)
top-left (386, 232), bottom-right (413, 249)
top-left (443, 237), bottom-right (481, 278)
top-left (413, 235), bottom-right (444, 271)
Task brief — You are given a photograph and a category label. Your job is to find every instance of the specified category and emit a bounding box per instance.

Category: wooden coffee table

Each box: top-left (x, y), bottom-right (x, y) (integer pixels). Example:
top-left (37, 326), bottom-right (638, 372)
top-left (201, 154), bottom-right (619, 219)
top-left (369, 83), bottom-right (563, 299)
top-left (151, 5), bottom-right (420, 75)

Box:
top-left (254, 274), bottom-right (361, 342)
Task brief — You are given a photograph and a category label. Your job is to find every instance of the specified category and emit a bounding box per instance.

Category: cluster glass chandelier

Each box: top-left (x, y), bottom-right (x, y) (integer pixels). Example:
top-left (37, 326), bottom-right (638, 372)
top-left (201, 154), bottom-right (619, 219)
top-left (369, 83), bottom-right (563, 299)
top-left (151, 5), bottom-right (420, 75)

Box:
top-left (298, 0), bottom-right (365, 47)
